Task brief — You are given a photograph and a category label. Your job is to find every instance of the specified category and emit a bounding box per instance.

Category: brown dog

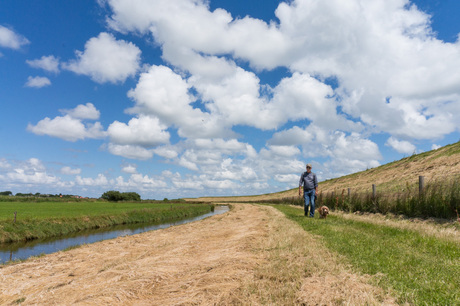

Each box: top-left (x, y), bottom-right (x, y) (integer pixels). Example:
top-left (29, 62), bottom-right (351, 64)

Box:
top-left (318, 206), bottom-right (329, 219)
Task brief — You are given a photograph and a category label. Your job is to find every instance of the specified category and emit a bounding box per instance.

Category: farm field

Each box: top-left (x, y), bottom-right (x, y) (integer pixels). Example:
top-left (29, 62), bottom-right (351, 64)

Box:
top-left (0, 201), bottom-right (206, 220)
top-left (1, 203), bottom-right (458, 304)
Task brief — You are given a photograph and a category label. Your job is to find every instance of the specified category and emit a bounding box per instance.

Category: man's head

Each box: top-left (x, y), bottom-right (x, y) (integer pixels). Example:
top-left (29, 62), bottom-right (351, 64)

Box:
top-left (306, 163), bottom-right (312, 172)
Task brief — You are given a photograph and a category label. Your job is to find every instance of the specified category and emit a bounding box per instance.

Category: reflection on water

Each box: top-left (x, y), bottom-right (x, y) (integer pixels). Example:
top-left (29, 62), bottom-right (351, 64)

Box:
top-left (0, 205), bottom-right (229, 264)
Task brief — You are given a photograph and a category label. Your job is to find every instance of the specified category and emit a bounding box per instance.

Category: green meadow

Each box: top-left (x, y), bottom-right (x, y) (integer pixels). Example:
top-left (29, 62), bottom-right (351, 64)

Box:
top-left (0, 201), bottom-right (213, 244)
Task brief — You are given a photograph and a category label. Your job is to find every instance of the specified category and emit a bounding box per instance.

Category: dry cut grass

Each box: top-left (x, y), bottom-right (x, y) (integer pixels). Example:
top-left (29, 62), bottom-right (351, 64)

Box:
top-left (221, 206), bottom-right (395, 305)
top-left (0, 204), bottom-right (395, 305)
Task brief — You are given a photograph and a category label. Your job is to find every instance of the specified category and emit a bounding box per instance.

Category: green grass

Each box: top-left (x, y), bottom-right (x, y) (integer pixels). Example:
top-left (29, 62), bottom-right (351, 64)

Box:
top-left (0, 201), bottom-right (185, 220)
top-left (0, 201), bottom-right (213, 243)
top-left (274, 205), bottom-right (460, 305)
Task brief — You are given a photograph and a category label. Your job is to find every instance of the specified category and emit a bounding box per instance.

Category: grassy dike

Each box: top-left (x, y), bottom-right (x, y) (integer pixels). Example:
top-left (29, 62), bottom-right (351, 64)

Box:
top-left (0, 202), bottom-right (213, 244)
top-left (274, 205), bottom-right (460, 305)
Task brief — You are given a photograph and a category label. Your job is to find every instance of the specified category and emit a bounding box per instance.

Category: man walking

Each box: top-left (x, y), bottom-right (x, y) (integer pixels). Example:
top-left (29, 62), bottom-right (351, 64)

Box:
top-left (299, 163), bottom-right (318, 217)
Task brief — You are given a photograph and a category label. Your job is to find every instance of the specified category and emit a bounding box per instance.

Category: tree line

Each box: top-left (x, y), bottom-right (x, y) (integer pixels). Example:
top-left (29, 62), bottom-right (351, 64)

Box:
top-left (0, 191), bottom-right (76, 198)
top-left (1, 190), bottom-right (142, 202)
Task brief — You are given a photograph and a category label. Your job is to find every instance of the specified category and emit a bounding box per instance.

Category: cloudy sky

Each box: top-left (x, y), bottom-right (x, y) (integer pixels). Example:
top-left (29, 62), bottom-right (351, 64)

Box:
top-left (1, 0), bottom-right (459, 199)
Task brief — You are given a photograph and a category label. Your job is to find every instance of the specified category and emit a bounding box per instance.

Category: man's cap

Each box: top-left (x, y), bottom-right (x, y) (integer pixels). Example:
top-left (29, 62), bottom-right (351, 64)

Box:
top-left (306, 163), bottom-right (312, 168)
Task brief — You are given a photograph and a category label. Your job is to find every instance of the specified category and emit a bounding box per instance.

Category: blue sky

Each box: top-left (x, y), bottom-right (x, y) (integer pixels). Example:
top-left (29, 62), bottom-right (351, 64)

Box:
top-left (1, 0), bottom-right (459, 199)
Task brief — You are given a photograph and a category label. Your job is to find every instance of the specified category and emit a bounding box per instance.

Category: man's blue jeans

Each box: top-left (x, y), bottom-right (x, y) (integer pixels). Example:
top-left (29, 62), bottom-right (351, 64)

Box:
top-left (303, 189), bottom-right (315, 217)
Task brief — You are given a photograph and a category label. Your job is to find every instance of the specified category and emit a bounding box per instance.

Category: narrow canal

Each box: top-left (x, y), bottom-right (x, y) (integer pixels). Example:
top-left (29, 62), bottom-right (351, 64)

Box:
top-left (0, 205), bottom-right (229, 264)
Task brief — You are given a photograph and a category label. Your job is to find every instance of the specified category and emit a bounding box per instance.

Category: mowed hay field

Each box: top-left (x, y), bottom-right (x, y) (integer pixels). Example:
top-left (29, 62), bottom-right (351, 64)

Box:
top-left (2, 203), bottom-right (457, 304)
top-left (0, 204), bottom-right (396, 305)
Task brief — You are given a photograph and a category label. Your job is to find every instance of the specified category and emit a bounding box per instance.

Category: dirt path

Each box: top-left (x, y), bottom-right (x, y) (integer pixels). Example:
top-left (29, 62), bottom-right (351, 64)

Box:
top-left (0, 204), bottom-right (393, 305)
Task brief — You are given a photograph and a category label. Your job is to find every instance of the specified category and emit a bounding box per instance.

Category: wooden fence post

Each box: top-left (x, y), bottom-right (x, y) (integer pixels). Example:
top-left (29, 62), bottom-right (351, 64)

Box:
top-left (419, 176), bottom-right (425, 195)
top-left (348, 188), bottom-right (351, 197)
top-left (14, 211), bottom-right (17, 223)
top-left (372, 184), bottom-right (376, 199)
top-left (331, 191), bottom-right (335, 209)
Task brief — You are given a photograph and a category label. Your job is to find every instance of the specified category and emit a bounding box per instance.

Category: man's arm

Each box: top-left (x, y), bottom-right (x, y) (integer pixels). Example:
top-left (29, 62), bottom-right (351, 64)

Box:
top-left (314, 174), bottom-right (318, 195)
top-left (299, 173), bottom-right (304, 196)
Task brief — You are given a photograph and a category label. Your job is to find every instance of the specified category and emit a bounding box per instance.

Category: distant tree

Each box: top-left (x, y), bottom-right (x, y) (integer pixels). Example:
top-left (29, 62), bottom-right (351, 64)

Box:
top-left (0, 191), bottom-right (12, 196)
top-left (101, 191), bottom-right (123, 202)
top-left (16, 193), bottom-right (33, 197)
top-left (101, 191), bottom-right (141, 202)
top-left (122, 192), bottom-right (141, 201)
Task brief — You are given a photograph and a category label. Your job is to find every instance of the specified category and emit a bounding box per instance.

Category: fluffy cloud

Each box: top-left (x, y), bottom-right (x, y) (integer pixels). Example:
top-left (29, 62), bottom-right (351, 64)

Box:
top-left (269, 126), bottom-right (382, 178)
top-left (107, 115), bottom-right (170, 147)
top-left (275, 174), bottom-right (299, 183)
top-left (115, 173), bottom-right (168, 190)
top-left (152, 146), bottom-right (179, 159)
top-left (385, 137), bottom-right (416, 154)
top-left (27, 103), bottom-right (105, 141)
top-left (25, 76), bottom-right (51, 88)
top-left (0, 25), bottom-right (29, 49)
top-left (63, 32), bottom-right (141, 84)
top-left (61, 166), bottom-right (81, 175)
top-left (76, 174), bottom-right (109, 186)
top-left (121, 164), bottom-right (137, 174)
top-left (105, 0), bottom-right (460, 142)
top-left (105, 143), bottom-right (154, 160)
top-left (26, 55), bottom-right (60, 73)
top-left (60, 103), bottom-right (100, 120)
top-left (127, 65), bottom-right (231, 139)
top-left (272, 0), bottom-right (460, 139)
top-left (1, 158), bottom-right (57, 186)
top-left (14, 0), bottom-right (460, 198)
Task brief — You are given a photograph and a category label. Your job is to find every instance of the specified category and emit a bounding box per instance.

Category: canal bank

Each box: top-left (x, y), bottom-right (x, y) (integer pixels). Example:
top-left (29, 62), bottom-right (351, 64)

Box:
top-left (0, 205), bottom-right (229, 264)
top-left (0, 202), bottom-right (213, 244)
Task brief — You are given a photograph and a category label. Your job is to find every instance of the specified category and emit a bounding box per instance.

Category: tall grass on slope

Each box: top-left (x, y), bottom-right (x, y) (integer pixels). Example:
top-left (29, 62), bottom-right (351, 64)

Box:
top-left (260, 176), bottom-right (459, 219)
top-left (275, 205), bottom-right (460, 305)
top-left (319, 176), bottom-right (460, 219)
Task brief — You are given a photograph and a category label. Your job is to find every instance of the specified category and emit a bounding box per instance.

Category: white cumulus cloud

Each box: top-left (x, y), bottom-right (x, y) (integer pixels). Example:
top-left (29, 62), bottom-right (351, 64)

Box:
top-left (25, 76), bottom-right (51, 88)
top-left (61, 166), bottom-right (81, 175)
top-left (27, 103), bottom-right (105, 141)
top-left (26, 55), bottom-right (60, 73)
top-left (105, 143), bottom-right (154, 160)
top-left (63, 32), bottom-right (141, 84)
top-left (385, 137), bottom-right (416, 154)
top-left (107, 115), bottom-right (170, 148)
top-left (60, 103), bottom-right (100, 120)
top-left (0, 25), bottom-right (29, 49)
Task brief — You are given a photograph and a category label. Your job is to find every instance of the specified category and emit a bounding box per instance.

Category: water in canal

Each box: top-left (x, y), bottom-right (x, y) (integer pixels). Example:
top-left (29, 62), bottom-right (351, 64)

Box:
top-left (0, 205), bottom-right (229, 264)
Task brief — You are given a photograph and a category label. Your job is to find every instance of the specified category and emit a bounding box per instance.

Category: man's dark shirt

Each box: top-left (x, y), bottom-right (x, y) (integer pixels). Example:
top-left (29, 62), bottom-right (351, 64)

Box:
top-left (299, 171), bottom-right (318, 191)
